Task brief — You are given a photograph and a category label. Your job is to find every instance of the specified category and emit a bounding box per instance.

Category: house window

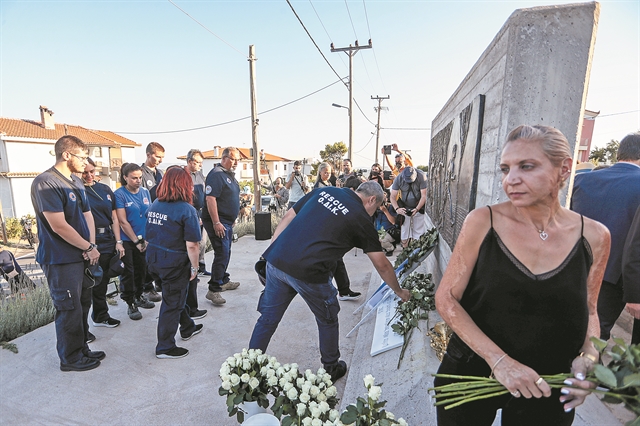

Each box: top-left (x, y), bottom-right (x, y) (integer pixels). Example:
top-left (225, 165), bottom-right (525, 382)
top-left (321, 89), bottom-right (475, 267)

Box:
top-left (243, 164), bottom-right (247, 170)
top-left (284, 164), bottom-right (287, 171)
top-left (91, 147), bottom-right (102, 157)
top-left (275, 164), bottom-right (278, 170)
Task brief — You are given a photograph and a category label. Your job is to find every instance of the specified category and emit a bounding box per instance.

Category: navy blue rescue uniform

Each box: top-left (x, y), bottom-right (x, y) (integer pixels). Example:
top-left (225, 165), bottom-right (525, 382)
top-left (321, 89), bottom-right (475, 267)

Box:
top-left (140, 164), bottom-right (164, 201)
top-left (201, 164), bottom-right (240, 292)
top-left (249, 187), bottom-right (381, 367)
top-left (115, 186), bottom-right (151, 303)
top-left (145, 199), bottom-right (201, 355)
top-left (31, 167), bottom-right (92, 365)
top-left (85, 182), bottom-right (118, 323)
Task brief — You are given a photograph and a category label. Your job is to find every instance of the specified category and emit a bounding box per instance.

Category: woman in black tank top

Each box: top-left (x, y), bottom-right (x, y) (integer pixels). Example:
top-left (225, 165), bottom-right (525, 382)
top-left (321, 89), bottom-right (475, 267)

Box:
top-left (434, 125), bottom-right (611, 426)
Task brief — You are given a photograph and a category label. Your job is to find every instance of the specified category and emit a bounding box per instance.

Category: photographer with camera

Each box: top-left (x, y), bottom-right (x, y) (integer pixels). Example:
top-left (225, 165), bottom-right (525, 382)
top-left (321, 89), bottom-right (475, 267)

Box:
top-left (285, 160), bottom-right (310, 209)
top-left (390, 167), bottom-right (427, 248)
top-left (381, 144), bottom-right (413, 188)
top-left (374, 192), bottom-right (400, 256)
top-left (368, 163), bottom-right (384, 188)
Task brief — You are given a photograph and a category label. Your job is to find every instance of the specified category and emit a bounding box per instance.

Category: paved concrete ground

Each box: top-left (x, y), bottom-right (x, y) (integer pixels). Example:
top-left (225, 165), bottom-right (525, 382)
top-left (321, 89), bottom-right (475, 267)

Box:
top-left (0, 236), bottom-right (633, 425)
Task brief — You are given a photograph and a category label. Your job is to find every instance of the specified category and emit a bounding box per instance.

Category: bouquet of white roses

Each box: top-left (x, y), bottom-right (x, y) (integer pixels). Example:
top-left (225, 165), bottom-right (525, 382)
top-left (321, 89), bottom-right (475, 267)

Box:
top-left (219, 348), bottom-right (272, 423)
top-left (270, 364), bottom-right (340, 426)
top-left (339, 375), bottom-right (408, 426)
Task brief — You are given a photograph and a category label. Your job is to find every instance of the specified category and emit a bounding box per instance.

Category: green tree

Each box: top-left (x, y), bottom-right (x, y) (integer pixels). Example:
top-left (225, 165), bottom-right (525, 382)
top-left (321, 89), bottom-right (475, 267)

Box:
top-left (589, 140), bottom-right (619, 164)
top-left (319, 142), bottom-right (348, 174)
top-left (416, 165), bottom-right (429, 174)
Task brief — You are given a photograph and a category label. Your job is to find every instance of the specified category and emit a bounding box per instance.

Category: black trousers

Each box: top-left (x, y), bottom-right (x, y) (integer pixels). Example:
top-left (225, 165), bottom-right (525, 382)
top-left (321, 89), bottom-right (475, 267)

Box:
top-left (120, 241), bottom-right (146, 304)
top-left (333, 258), bottom-right (350, 295)
top-left (597, 278), bottom-right (640, 344)
top-left (91, 251), bottom-right (114, 323)
top-left (434, 335), bottom-right (574, 426)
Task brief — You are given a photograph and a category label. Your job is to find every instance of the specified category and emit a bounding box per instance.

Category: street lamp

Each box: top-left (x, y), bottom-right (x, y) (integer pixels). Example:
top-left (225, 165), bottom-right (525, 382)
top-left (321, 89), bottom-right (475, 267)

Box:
top-left (332, 103), bottom-right (352, 160)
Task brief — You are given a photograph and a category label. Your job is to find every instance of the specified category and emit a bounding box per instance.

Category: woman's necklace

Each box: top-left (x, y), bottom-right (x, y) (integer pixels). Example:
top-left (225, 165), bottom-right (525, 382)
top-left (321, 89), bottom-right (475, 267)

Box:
top-left (537, 228), bottom-right (549, 241)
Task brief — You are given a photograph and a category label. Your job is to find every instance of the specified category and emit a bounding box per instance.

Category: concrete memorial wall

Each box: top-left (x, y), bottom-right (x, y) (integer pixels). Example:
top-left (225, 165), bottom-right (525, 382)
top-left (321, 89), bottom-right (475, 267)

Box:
top-left (425, 1), bottom-right (599, 282)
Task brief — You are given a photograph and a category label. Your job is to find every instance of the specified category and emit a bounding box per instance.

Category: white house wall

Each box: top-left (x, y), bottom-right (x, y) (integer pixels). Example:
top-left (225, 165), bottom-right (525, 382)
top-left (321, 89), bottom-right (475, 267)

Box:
top-left (7, 140), bottom-right (55, 173)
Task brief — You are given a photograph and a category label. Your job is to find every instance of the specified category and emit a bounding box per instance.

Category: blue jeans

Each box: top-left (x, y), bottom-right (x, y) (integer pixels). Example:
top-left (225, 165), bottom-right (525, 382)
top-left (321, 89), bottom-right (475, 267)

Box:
top-left (202, 220), bottom-right (232, 292)
top-left (42, 262), bottom-right (91, 364)
top-left (249, 262), bottom-right (341, 366)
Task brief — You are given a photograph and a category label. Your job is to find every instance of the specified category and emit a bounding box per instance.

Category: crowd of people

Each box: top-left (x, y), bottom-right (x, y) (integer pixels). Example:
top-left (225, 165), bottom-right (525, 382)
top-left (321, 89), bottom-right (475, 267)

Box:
top-left (24, 127), bottom-right (640, 425)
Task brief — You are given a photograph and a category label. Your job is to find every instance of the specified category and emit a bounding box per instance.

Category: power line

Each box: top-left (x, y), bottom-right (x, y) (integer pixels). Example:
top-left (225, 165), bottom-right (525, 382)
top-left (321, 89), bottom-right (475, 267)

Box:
top-left (167, 0), bottom-right (246, 58)
top-left (597, 109), bottom-right (640, 118)
top-left (285, 0), bottom-right (347, 89)
top-left (344, 0), bottom-right (359, 40)
top-left (115, 78), bottom-right (346, 135)
top-left (381, 127), bottom-right (431, 131)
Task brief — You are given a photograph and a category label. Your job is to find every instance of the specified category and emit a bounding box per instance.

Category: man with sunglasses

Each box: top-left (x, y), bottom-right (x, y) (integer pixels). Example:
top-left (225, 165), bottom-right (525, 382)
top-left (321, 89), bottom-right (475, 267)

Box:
top-left (31, 135), bottom-right (104, 372)
top-left (201, 147), bottom-right (242, 306)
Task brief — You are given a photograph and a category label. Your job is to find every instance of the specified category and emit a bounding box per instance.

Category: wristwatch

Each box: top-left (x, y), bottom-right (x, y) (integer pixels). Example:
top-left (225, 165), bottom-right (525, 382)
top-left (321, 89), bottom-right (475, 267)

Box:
top-left (116, 240), bottom-right (123, 245)
top-left (84, 243), bottom-right (97, 253)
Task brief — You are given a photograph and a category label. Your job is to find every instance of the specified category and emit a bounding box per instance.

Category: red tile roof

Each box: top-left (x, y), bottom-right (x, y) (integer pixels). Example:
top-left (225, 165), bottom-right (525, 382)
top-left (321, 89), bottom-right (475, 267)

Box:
top-left (177, 147), bottom-right (290, 162)
top-left (0, 117), bottom-right (140, 147)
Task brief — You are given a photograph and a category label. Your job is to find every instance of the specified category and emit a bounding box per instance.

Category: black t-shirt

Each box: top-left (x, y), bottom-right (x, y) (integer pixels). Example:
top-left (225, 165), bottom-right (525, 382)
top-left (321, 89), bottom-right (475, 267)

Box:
top-left (202, 164), bottom-right (240, 225)
top-left (263, 187), bottom-right (382, 283)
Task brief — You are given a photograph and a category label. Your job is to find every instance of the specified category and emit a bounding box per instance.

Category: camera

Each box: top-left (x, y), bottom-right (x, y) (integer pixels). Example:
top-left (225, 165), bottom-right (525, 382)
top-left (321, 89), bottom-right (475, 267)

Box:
top-left (294, 170), bottom-right (300, 176)
top-left (405, 209), bottom-right (414, 217)
top-left (383, 145), bottom-right (392, 155)
top-left (383, 171), bottom-right (392, 180)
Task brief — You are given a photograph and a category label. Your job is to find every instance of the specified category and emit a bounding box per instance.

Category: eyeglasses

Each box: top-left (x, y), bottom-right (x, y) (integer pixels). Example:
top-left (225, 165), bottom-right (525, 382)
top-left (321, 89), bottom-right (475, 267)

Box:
top-left (223, 156), bottom-right (241, 162)
top-left (68, 152), bottom-right (89, 162)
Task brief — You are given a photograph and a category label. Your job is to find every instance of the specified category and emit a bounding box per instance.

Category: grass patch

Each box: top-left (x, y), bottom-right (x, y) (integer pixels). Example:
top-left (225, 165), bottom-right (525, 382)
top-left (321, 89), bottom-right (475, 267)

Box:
top-left (0, 283), bottom-right (55, 343)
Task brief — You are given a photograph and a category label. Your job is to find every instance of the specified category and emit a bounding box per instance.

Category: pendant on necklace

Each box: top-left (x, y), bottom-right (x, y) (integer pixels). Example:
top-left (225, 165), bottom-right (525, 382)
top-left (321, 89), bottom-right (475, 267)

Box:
top-left (538, 230), bottom-right (549, 241)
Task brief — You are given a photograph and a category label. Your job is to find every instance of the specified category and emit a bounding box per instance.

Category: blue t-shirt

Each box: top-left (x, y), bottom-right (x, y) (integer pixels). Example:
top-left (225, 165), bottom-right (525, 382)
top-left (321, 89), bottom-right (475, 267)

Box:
top-left (31, 167), bottom-right (91, 265)
top-left (263, 187), bottom-right (382, 283)
top-left (145, 200), bottom-right (201, 253)
top-left (86, 182), bottom-right (116, 252)
top-left (115, 186), bottom-right (151, 241)
top-left (374, 205), bottom-right (397, 232)
top-left (202, 164), bottom-right (240, 225)
top-left (190, 170), bottom-right (206, 214)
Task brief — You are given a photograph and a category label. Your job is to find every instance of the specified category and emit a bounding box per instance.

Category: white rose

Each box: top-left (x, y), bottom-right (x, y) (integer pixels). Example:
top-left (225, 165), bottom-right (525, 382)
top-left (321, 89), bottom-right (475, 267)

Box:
top-left (249, 377), bottom-right (260, 390)
top-left (305, 369), bottom-right (313, 377)
top-left (297, 378), bottom-right (306, 387)
top-left (242, 359), bottom-right (251, 370)
top-left (317, 367), bottom-right (326, 375)
top-left (316, 392), bottom-right (327, 402)
top-left (268, 376), bottom-right (279, 386)
top-left (227, 358), bottom-right (236, 368)
top-left (368, 385), bottom-right (382, 401)
top-left (325, 386), bottom-right (337, 397)
top-left (221, 380), bottom-right (232, 390)
top-left (318, 401), bottom-right (329, 413)
top-left (230, 374), bottom-right (241, 386)
top-left (266, 368), bottom-right (276, 378)
top-left (279, 377), bottom-right (288, 387)
top-left (309, 385), bottom-right (320, 397)
top-left (386, 412), bottom-right (395, 420)
top-left (310, 406), bottom-right (322, 418)
top-left (257, 354), bottom-right (266, 363)
top-left (220, 365), bottom-right (230, 376)
top-left (306, 373), bottom-right (317, 383)
top-left (329, 409), bottom-right (339, 421)
top-left (297, 403), bottom-right (307, 416)
top-left (220, 374), bottom-right (230, 382)
top-left (260, 366), bottom-right (268, 376)
top-left (302, 383), bottom-right (312, 394)
top-left (311, 418), bottom-right (322, 426)
top-left (287, 387), bottom-right (299, 400)
top-left (249, 352), bottom-right (257, 362)
top-left (242, 348), bottom-right (248, 356)
top-left (363, 374), bottom-right (375, 388)
top-left (277, 367), bottom-right (285, 376)
top-left (284, 382), bottom-right (293, 392)
top-left (398, 419), bottom-right (408, 426)
top-left (291, 363), bottom-right (299, 370)
top-left (241, 373), bottom-right (250, 383)
top-left (308, 401), bottom-right (318, 409)
top-left (274, 362), bottom-right (281, 370)
top-left (302, 418), bottom-right (312, 426)
top-left (323, 374), bottom-right (333, 384)
top-left (299, 392), bottom-right (311, 403)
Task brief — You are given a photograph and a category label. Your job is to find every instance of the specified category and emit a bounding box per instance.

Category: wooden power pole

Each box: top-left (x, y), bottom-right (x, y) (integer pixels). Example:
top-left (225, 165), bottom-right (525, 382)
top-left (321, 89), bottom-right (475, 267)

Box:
top-left (249, 45), bottom-right (261, 210)
top-left (371, 95), bottom-right (389, 164)
top-left (331, 40), bottom-right (372, 161)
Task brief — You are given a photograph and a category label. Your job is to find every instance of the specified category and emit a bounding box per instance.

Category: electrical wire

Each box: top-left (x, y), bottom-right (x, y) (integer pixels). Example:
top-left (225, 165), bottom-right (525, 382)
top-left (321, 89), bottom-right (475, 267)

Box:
top-left (285, 0), bottom-right (348, 90)
top-left (597, 109), bottom-right (640, 118)
top-left (354, 132), bottom-right (376, 153)
top-left (344, 0), bottom-right (359, 40)
top-left (167, 0), bottom-right (246, 58)
top-left (381, 127), bottom-right (431, 131)
top-left (115, 78), bottom-right (346, 135)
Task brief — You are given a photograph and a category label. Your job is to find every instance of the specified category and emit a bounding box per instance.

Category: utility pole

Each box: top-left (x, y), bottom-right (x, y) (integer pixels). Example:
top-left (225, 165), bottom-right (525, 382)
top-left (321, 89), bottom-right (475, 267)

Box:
top-left (249, 45), bottom-right (261, 210)
top-left (371, 95), bottom-right (389, 164)
top-left (331, 40), bottom-right (372, 161)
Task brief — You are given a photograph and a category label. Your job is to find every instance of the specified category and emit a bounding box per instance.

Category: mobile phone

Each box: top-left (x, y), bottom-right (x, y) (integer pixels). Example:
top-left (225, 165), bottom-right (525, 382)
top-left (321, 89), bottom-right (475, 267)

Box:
top-left (383, 145), bottom-right (392, 155)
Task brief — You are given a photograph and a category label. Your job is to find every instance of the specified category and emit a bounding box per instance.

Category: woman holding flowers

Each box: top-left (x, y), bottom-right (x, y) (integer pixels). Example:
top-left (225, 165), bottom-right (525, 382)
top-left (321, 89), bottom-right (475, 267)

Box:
top-left (434, 125), bottom-right (611, 425)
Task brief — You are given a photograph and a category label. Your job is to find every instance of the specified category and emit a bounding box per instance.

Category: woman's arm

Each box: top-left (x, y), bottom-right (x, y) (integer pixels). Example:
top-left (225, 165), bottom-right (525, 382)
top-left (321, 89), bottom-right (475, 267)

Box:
top-left (116, 208), bottom-right (139, 243)
top-left (435, 206), bottom-right (551, 399)
top-left (186, 240), bottom-right (199, 280)
top-left (561, 217), bottom-right (611, 411)
top-left (111, 210), bottom-right (125, 257)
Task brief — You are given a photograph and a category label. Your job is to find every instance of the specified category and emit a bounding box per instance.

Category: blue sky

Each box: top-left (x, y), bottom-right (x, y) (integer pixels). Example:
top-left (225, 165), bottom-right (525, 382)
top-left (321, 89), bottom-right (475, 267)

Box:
top-left (1, 0), bottom-right (638, 168)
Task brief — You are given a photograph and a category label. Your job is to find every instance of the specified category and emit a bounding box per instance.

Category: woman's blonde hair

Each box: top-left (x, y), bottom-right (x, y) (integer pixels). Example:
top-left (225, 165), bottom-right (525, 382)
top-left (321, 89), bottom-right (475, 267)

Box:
top-left (505, 125), bottom-right (572, 168)
top-left (316, 162), bottom-right (332, 180)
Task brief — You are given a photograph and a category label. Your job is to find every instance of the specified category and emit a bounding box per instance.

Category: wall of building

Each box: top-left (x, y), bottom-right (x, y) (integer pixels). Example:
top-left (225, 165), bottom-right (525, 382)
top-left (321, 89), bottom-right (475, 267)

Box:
top-left (428, 2), bottom-right (599, 283)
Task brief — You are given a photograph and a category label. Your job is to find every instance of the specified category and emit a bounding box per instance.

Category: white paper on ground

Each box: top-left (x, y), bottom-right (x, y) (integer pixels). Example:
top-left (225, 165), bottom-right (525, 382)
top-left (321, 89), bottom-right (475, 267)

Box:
top-left (370, 293), bottom-right (403, 356)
